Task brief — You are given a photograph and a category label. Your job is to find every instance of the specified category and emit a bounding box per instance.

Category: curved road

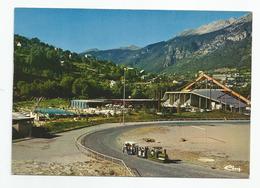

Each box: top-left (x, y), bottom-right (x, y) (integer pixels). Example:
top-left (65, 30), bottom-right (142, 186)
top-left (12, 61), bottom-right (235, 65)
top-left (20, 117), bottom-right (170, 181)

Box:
top-left (83, 123), bottom-right (249, 178)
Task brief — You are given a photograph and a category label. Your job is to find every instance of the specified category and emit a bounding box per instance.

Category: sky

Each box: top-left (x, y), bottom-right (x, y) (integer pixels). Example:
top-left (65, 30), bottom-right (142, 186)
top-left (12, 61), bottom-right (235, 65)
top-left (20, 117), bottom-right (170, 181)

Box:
top-left (14, 9), bottom-right (248, 53)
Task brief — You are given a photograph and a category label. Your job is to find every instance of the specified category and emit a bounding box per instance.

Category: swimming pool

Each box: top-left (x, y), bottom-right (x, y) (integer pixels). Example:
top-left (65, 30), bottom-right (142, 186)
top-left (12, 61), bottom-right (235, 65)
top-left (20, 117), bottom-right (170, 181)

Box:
top-left (34, 108), bottom-right (74, 116)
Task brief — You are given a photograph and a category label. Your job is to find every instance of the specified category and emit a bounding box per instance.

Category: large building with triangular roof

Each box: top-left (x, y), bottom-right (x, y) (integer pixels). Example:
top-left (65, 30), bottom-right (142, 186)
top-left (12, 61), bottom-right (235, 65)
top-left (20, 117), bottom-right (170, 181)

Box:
top-left (162, 73), bottom-right (250, 113)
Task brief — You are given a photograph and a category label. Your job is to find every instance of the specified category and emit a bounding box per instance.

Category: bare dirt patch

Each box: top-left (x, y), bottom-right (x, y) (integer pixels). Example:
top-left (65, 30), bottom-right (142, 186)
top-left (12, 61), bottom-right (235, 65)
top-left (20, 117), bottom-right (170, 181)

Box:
top-left (12, 159), bottom-right (128, 176)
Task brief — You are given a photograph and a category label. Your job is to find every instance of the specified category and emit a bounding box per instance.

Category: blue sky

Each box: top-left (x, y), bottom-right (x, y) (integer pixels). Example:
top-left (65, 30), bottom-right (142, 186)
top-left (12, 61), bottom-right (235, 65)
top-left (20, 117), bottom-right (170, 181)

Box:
top-left (14, 9), bottom-right (248, 53)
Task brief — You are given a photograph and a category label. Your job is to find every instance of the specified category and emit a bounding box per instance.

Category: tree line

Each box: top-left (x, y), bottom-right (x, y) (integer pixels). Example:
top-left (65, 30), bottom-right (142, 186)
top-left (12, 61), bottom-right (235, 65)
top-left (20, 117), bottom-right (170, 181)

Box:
top-left (13, 35), bottom-right (183, 101)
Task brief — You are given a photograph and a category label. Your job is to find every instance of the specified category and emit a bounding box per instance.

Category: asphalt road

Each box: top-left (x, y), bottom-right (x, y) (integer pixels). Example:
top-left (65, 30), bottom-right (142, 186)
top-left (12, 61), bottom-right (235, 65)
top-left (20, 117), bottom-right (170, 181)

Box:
top-left (83, 123), bottom-right (249, 178)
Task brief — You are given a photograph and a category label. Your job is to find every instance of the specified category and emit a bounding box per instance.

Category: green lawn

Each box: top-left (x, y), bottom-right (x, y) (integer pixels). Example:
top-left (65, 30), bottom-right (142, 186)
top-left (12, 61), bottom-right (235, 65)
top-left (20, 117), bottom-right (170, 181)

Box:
top-left (44, 117), bottom-right (116, 134)
top-left (14, 99), bottom-right (249, 135)
top-left (161, 110), bottom-right (249, 119)
top-left (40, 110), bottom-right (249, 134)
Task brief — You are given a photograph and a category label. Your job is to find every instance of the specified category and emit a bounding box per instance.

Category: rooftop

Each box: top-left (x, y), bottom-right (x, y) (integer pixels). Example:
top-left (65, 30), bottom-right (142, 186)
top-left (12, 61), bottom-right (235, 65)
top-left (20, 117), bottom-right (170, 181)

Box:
top-left (71, 99), bottom-right (158, 103)
top-left (165, 89), bottom-right (247, 108)
top-left (192, 89), bottom-right (247, 108)
top-left (12, 112), bottom-right (34, 121)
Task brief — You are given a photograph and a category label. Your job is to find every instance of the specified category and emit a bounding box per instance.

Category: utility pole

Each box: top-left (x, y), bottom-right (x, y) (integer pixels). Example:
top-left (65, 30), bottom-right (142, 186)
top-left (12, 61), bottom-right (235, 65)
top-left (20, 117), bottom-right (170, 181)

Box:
top-left (123, 68), bottom-right (126, 125)
top-left (122, 67), bottom-right (133, 126)
top-left (209, 79), bottom-right (212, 110)
top-left (205, 79), bottom-right (208, 110)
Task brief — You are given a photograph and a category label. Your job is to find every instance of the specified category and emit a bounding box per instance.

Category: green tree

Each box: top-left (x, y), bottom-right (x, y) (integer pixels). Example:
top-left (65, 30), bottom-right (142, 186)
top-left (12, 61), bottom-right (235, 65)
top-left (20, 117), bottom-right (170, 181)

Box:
top-left (60, 76), bottom-right (74, 97)
top-left (131, 86), bottom-right (146, 98)
top-left (17, 81), bottom-right (31, 98)
top-left (72, 78), bottom-right (89, 97)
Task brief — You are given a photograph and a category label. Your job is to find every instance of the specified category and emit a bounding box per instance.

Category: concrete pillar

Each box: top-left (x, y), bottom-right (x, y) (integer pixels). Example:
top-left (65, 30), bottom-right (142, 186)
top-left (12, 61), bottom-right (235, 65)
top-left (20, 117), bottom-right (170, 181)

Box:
top-left (238, 100), bottom-right (241, 114)
top-left (190, 93), bottom-right (192, 106)
top-left (225, 97), bottom-right (227, 111)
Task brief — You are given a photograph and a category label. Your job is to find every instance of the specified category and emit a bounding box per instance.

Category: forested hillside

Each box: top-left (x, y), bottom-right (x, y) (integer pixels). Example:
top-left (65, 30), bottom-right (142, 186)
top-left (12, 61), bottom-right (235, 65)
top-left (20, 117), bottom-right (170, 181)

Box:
top-left (13, 35), bottom-right (182, 101)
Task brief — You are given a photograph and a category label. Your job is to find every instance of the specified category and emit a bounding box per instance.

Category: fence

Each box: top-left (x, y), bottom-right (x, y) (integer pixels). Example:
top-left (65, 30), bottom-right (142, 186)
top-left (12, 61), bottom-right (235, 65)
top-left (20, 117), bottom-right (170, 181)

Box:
top-left (75, 132), bottom-right (135, 177)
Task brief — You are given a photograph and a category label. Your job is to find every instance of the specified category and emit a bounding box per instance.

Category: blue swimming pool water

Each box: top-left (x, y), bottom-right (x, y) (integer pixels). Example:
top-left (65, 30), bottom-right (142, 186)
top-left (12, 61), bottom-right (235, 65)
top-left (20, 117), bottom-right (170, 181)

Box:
top-left (35, 108), bottom-right (74, 115)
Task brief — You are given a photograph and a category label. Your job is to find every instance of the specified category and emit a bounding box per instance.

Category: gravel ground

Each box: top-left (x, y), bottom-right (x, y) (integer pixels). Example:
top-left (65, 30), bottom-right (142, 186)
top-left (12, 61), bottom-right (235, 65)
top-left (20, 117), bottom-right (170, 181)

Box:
top-left (12, 160), bottom-right (126, 176)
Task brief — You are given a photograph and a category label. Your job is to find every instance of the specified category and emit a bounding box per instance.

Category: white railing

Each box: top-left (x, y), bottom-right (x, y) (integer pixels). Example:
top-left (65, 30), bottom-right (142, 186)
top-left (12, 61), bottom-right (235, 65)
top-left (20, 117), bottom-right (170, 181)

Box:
top-left (75, 132), bottom-right (135, 177)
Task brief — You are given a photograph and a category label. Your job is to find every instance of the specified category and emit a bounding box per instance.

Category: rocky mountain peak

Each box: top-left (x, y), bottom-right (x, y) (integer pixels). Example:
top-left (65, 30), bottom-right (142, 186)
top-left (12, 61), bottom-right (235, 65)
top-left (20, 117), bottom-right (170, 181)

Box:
top-left (84, 48), bottom-right (99, 53)
top-left (119, 45), bottom-right (141, 50)
top-left (84, 13), bottom-right (251, 73)
top-left (234, 13), bottom-right (252, 24)
top-left (180, 17), bottom-right (236, 37)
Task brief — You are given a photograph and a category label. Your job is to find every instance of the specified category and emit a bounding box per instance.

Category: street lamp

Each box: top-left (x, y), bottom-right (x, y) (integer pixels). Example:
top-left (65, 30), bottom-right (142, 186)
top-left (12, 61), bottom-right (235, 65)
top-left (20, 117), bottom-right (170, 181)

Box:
top-left (122, 67), bottom-right (134, 125)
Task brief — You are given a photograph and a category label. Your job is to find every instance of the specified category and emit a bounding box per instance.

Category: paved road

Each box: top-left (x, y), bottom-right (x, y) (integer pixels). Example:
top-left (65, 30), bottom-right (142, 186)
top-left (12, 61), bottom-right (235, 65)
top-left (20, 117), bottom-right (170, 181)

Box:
top-left (12, 122), bottom-right (148, 162)
top-left (13, 120), bottom-right (249, 178)
top-left (83, 122), bottom-right (249, 178)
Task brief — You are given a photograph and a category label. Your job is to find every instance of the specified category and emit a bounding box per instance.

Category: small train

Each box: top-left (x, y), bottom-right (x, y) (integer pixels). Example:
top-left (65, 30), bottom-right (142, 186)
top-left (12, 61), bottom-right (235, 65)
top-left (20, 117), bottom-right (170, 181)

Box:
top-left (122, 141), bottom-right (169, 163)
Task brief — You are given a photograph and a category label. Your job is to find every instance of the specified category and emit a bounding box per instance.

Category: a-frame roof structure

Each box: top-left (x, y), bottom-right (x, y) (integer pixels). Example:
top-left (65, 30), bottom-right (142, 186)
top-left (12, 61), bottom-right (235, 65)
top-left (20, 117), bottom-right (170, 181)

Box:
top-left (181, 73), bottom-right (251, 105)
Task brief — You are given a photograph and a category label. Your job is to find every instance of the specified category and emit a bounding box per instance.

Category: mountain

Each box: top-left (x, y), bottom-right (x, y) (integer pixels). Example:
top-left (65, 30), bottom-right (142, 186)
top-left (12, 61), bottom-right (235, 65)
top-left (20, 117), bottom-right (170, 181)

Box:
top-left (179, 17), bottom-right (236, 36)
top-left (13, 35), bottom-right (180, 101)
top-left (84, 13), bottom-right (252, 74)
top-left (13, 35), bottom-right (134, 100)
top-left (84, 48), bottom-right (99, 53)
top-left (119, 45), bottom-right (141, 50)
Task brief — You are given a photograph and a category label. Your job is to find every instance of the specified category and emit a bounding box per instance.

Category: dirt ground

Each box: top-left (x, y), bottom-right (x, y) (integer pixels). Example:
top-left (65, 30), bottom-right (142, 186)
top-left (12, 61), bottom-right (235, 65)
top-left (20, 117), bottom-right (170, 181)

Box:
top-left (12, 159), bottom-right (128, 176)
top-left (118, 123), bottom-right (250, 174)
